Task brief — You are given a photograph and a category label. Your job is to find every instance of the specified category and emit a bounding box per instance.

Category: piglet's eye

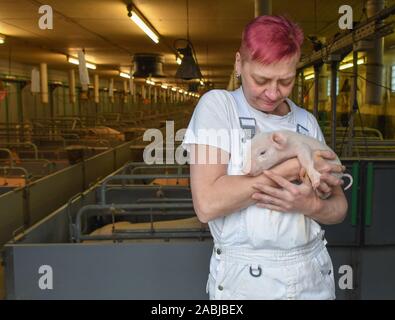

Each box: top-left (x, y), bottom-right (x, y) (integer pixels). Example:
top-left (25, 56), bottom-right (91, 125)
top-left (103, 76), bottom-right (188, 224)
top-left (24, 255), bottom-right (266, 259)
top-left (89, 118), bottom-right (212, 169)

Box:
top-left (260, 151), bottom-right (266, 156)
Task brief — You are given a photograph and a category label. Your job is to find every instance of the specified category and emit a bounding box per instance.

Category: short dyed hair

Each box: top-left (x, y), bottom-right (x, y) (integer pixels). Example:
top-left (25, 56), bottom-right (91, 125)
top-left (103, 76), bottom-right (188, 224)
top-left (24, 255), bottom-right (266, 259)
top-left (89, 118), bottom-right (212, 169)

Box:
top-left (239, 15), bottom-right (304, 64)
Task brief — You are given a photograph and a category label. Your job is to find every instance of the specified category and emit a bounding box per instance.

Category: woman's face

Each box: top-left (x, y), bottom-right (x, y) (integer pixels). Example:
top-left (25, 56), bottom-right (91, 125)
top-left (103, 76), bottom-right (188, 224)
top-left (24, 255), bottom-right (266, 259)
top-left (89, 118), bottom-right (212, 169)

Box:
top-left (235, 52), bottom-right (299, 114)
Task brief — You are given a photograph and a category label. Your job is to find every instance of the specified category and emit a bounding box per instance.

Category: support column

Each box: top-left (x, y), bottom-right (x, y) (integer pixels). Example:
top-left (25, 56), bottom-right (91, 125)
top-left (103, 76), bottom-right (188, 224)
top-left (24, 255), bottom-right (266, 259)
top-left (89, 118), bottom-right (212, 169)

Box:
top-left (365, 0), bottom-right (384, 105)
top-left (255, 0), bottom-right (272, 16)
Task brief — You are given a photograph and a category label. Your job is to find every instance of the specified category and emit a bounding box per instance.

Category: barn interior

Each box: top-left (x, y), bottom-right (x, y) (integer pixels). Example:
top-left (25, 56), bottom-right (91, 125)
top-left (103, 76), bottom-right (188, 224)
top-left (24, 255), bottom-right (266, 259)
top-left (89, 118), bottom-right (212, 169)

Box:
top-left (0, 0), bottom-right (395, 300)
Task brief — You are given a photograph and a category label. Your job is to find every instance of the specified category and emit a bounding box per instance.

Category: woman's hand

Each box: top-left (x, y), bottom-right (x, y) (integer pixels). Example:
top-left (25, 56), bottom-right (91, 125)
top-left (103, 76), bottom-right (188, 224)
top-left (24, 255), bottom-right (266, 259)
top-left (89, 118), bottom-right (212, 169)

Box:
top-left (251, 170), bottom-right (320, 216)
top-left (312, 150), bottom-right (345, 199)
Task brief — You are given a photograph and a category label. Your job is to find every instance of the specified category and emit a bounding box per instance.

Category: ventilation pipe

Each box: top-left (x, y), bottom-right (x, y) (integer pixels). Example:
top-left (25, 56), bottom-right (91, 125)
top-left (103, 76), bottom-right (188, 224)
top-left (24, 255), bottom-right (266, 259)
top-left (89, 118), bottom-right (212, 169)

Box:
top-left (123, 80), bottom-right (128, 104)
top-left (255, 0), bottom-right (272, 16)
top-left (94, 74), bottom-right (99, 104)
top-left (31, 68), bottom-right (40, 94)
top-left (109, 78), bottom-right (114, 104)
top-left (68, 69), bottom-right (76, 105)
top-left (40, 63), bottom-right (48, 104)
top-left (78, 50), bottom-right (90, 92)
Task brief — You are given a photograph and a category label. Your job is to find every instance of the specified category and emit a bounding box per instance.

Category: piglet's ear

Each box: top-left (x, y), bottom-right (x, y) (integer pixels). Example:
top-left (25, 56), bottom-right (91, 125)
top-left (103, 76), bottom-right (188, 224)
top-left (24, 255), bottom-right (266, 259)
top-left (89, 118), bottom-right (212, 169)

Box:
top-left (271, 132), bottom-right (287, 150)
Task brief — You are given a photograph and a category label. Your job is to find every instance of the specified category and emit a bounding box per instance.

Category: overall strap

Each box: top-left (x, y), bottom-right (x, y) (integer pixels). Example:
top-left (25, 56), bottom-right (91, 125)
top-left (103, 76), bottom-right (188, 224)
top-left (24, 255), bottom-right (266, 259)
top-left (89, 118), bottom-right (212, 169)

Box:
top-left (287, 98), bottom-right (310, 136)
top-left (229, 88), bottom-right (256, 140)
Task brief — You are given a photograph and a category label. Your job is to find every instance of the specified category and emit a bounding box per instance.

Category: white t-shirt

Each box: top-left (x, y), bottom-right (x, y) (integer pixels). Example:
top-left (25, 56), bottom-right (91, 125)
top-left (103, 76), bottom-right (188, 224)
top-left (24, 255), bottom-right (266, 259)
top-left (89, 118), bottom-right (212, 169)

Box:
top-left (182, 87), bottom-right (325, 251)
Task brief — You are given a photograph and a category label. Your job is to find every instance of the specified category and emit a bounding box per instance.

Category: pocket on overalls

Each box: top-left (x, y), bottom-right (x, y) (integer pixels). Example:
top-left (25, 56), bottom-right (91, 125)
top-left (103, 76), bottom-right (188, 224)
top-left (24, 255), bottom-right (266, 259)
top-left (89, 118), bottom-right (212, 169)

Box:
top-left (227, 264), bottom-right (288, 300)
top-left (311, 248), bottom-right (336, 299)
top-left (217, 262), bottom-right (248, 300)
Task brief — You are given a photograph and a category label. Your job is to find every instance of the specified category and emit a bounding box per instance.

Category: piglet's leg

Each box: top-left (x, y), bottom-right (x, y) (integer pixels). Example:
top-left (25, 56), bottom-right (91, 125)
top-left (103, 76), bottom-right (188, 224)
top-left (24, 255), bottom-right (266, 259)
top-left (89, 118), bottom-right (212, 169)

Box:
top-left (297, 147), bottom-right (322, 190)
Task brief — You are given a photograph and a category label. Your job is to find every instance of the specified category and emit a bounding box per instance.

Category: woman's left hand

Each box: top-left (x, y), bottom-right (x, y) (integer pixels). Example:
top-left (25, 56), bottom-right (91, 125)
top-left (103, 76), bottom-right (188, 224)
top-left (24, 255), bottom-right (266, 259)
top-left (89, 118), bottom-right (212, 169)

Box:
top-left (251, 169), bottom-right (320, 216)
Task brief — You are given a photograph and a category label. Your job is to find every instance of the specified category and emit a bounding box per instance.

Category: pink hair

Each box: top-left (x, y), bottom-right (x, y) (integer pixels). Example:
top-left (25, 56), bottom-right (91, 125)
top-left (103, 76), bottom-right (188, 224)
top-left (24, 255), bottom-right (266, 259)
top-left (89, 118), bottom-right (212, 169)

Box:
top-left (239, 15), bottom-right (304, 64)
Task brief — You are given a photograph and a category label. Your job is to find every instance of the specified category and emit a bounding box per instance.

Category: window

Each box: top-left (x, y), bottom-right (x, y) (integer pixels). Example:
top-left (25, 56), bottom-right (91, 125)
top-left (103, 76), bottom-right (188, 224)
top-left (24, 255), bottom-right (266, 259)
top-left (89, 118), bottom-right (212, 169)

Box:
top-left (391, 65), bottom-right (395, 92)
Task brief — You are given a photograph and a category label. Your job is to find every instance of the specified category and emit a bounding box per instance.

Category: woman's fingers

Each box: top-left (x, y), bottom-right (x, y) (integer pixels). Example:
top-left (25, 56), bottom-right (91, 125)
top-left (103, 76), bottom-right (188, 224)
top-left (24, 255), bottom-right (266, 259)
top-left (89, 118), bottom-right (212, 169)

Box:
top-left (320, 172), bottom-right (343, 187)
top-left (263, 170), bottom-right (298, 194)
top-left (252, 193), bottom-right (284, 206)
top-left (316, 180), bottom-right (331, 194)
top-left (252, 183), bottom-right (283, 198)
top-left (256, 202), bottom-right (285, 212)
top-left (328, 164), bottom-right (345, 174)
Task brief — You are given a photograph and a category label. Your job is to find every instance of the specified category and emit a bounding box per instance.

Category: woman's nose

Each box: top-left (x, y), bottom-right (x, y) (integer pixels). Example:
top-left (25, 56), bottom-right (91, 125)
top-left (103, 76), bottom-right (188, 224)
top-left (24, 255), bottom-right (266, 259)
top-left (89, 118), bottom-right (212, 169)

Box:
top-left (264, 86), bottom-right (280, 100)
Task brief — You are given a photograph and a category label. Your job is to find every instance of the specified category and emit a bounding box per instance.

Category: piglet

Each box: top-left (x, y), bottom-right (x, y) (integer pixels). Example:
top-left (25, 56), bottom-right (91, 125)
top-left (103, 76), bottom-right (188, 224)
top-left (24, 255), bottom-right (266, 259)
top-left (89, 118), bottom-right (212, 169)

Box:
top-left (242, 130), bottom-right (353, 191)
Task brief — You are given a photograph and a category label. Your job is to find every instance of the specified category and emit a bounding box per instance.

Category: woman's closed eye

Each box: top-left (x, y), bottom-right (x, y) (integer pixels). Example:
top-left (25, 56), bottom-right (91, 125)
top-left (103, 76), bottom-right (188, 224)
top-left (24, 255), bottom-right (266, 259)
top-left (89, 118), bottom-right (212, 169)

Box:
top-left (255, 79), bottom-right (268, 86)
top-left (279, 79), bottom-right (294, 86)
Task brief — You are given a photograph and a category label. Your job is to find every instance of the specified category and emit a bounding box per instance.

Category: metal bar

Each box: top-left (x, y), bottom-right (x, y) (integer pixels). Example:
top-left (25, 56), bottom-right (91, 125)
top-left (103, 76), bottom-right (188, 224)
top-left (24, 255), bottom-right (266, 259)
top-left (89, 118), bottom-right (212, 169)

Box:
top-left (351, 162), bottom-right (359, 226)
top-left (364, 162), bottom-right (374, 226)
top-left (330, 61), bottom-right (339, 150)
top-left (0, 148), bottom-right (14, 166)
top-left (5, 85), bottom-right (9, 143)
top-left (297, 5), bottom-right (395, 70)
top-left (0, 165), bottom-right (30, 177)
top-left (0, 142), bottom-right (39, 159)
top-left (313, 64), bottom-right (321, 118)
top-left (16, 82), bottom-right (24, 133)
top-left (136, 198), bottom-right (192, 203)
top-left (79, 231), bottom-right (211, 241)
top-left (74, 203), bottom-right (195, 242)
top-left (99, 174), bottom-right (190, 204)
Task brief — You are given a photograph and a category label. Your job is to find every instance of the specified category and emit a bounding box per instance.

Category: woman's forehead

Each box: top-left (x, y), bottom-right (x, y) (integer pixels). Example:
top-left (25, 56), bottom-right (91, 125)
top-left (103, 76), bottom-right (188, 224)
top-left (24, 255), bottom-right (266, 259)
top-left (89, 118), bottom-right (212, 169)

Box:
top-left (244, 55), bottom-right (298, 79)
top-left (250, 64), bottom-right (296, 79)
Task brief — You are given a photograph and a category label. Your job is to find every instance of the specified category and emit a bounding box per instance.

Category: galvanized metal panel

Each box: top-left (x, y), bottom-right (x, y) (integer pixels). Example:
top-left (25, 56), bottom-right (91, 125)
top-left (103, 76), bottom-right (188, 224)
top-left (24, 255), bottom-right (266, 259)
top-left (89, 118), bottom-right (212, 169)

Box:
top-left (360, 247), bottom-right (395, 299)
top-left (28, 164), bottom-right (84, 225)
top-left (17, 188), bottom-right (97, 244)
top-left (84, 149), bottom-right (115, 185)
top-left (364, 162), bottom-right (395, 245)
top-left (114, 141), bottom-right (134, 168)
top-left (0, 188), bottom-right (25, 246)
top-left (327, 247), bottom-right (360, 300)
top-left (4, 241), bottom-right (213, 300)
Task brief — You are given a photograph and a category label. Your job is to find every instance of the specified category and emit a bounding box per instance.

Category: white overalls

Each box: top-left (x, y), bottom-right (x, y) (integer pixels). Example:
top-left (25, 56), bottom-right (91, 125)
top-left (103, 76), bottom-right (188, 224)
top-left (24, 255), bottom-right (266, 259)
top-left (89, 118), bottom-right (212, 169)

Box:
top-left (183, 87), bottom-right (336, 300)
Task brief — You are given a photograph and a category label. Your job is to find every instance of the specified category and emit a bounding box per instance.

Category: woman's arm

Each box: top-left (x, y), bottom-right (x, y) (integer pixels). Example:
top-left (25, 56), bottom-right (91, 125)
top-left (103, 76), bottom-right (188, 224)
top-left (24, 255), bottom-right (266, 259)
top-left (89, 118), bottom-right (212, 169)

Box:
top-left (189, 144), bottom-right (301, 223)
top-left (251, 170), bottom-right (348, 225)
top-left (306, 185), bottom-right (348, 224)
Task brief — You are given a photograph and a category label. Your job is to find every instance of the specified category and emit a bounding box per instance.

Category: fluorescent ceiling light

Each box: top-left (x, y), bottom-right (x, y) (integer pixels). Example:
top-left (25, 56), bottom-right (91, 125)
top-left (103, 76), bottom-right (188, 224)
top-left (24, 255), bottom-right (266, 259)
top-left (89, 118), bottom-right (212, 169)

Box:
top-left (68, 57), bottom-right (96, 70)
top-left (304, 74), bottom-right (315, 80)
top-left (171, 87), bottom-right (177, 92)
top-left (129, 9), bottom-right (159, 44)
top-left (0, 35), bottom-right (5, 44)
top-left (146, 79), bottom-right (155, 85)
top-left (339, 58), bottom-right (365, 70)
top-left (161, 84), bottom-right (168, 89)
top-left (120, 72), bottom-right (131, 79)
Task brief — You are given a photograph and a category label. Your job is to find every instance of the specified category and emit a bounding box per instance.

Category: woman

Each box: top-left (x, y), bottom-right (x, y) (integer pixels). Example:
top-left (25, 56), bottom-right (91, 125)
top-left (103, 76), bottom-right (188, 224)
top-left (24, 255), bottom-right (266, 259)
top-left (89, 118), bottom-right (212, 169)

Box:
top-left (182, 15), bottom-right (348, 300)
